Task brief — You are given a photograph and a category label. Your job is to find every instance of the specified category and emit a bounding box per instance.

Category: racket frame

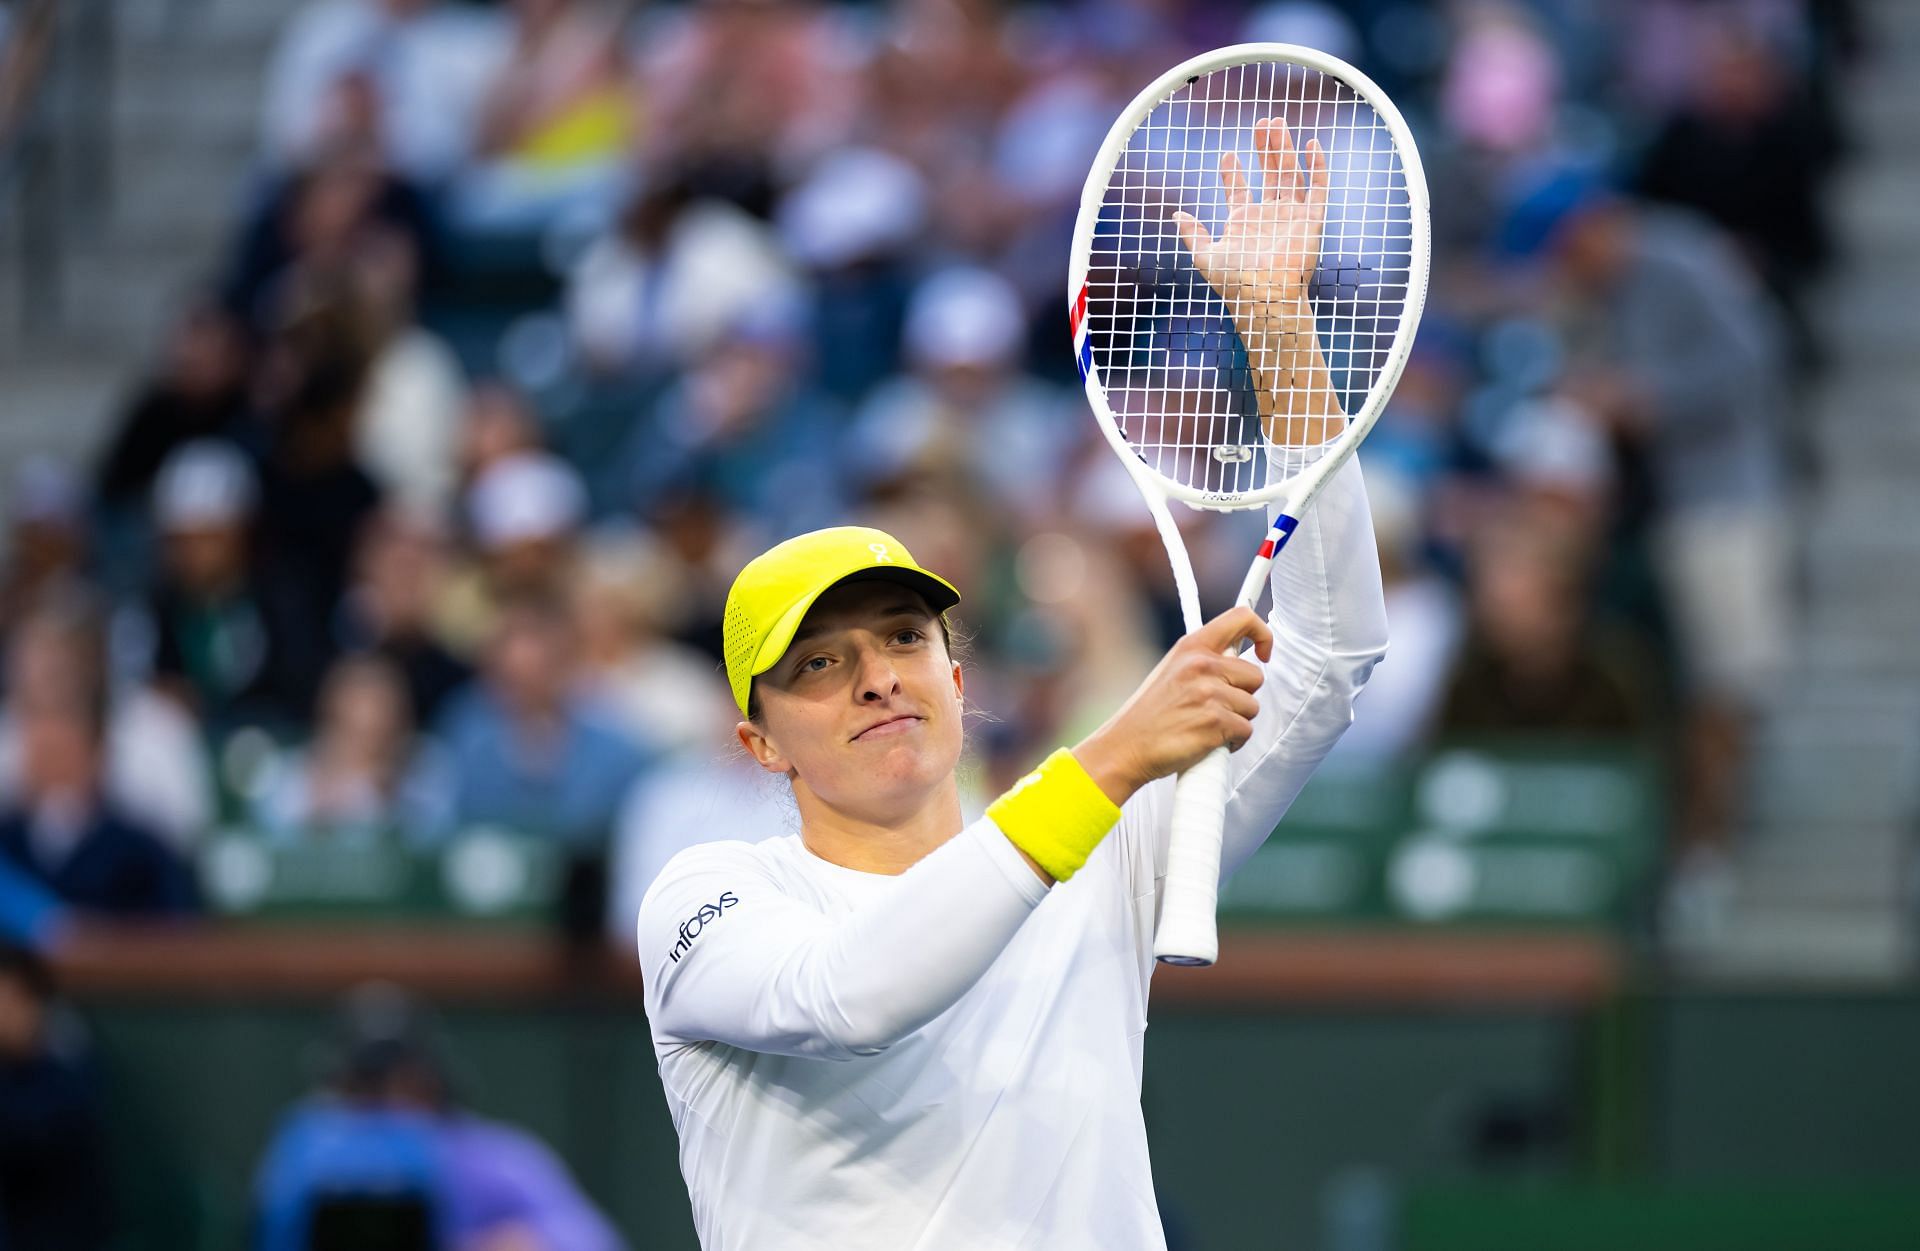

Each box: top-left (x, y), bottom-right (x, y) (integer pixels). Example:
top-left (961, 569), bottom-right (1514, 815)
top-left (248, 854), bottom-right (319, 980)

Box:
top-left (1066, 42), bottom-right (1430, 966)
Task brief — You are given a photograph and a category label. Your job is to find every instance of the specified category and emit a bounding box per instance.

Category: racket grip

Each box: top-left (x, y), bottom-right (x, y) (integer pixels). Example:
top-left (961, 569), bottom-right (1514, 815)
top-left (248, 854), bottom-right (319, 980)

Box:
top-left (1153, 744), bottom-right (1231, 967)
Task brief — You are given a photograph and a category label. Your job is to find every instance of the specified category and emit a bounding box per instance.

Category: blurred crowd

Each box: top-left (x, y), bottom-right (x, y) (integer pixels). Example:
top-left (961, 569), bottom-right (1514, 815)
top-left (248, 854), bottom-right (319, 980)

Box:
top-left (0, 0), bottom-right (1861, 968)
top-left (0, 0), bottom-right (1868, 1246)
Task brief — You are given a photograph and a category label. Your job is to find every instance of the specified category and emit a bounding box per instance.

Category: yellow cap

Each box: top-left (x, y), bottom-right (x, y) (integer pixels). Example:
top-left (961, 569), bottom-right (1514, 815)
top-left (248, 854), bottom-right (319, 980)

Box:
top-left (722, 526), bottom-right (961, 716)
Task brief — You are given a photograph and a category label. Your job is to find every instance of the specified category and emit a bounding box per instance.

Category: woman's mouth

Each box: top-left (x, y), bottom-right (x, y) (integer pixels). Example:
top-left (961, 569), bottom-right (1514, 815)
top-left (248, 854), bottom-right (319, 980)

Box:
top-left (853, 715), bottom-right (922, 742)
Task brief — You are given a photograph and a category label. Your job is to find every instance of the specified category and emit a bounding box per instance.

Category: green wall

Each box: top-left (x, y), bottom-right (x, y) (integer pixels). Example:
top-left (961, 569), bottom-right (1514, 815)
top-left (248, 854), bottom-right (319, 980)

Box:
top-left (78, 990), bottom-right (1920, 1251)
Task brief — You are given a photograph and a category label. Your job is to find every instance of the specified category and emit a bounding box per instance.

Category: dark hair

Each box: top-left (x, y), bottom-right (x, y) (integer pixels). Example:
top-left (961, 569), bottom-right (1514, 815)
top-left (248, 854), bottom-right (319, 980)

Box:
top-left (0, 944), bottom-right (56, 1004)
top-left (746, 610), bottom-right (963, 724)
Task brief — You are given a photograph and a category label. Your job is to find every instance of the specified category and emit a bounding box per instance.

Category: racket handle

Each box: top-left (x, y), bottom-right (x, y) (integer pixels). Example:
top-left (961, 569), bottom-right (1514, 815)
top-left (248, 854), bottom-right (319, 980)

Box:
top-left (1153, 744), bottom-right (1231, 966)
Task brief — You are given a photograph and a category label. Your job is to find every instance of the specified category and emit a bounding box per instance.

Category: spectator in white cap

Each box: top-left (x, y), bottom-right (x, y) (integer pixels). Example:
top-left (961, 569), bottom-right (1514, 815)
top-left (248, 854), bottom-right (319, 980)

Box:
top-left (850, 267), bottom-right (1077, 525)
top-left (620, 296), bottom-right (847, 552)
top-left (428, 449), bottom-right (591, 660)
top-left (778, 148), bottom-right (927, 399)
top-left (467, 450), bottom-right (588, 596)
top-left (136, 441), bottom-right (330, 731)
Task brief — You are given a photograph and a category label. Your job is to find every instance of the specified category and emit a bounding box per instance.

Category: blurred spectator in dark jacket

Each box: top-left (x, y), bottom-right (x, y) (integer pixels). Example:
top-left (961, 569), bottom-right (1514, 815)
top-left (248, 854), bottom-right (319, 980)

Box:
top-left (1635, 18), bottom-right (1833, 366)
top-left (255, 653), bottom-right (454, 847)
top-left (137, 440), bottom-right (326, 732)
top-left (94, 298), bottom-right (253, 515)
top-left (438, 592), bottom-right (646, 852)
top-left (1437, 519), bottom-right (1659, 740)
top-left (253, 287), bottom-right (386, 639)
top-left (1, 586), bottom-right (213, 853)
top-left (0, 944), bottom-right (113, 1251)
top-left (334, 506), bottom-right (473, 725)
top-left (226, 138), bottom-right (437, 335)
top-left (255, 982), bottom-right (623, 1251)
top-left (0, 686), bottom-right (199, 919)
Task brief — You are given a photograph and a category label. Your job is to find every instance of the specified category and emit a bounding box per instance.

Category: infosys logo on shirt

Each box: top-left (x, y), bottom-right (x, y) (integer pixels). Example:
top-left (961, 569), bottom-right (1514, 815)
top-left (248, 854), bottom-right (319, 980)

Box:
top-left (668, 892), bottom-right (739, 963)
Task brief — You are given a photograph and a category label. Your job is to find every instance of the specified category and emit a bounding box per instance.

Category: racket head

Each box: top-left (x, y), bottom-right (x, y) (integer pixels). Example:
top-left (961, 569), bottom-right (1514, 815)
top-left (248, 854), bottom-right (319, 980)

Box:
top-left (1069, 43), bottom-right (1431, 512)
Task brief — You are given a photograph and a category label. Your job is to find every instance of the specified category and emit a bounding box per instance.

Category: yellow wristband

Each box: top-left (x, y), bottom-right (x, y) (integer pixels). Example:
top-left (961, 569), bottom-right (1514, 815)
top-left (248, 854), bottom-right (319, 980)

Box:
top-left (986, 749), bottom-right (1123, 883)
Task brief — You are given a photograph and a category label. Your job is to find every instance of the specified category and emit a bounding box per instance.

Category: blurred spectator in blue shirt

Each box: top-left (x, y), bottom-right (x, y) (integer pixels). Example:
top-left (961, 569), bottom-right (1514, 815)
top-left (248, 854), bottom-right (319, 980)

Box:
top-left (776, 148), bottom-right (928, 401)
top-left (256, 983), bottom-right (624, 1251)
top-left (622, 302), bottom-right (845, 544)
top-left (1533, 187), bottom-right (1791, 701)
top-left (0, 687), bottom-right (199, 919)
top-left (438, 592), bottom-right (645, 851)
top-left (0, 944), bottom-right (113, 1251)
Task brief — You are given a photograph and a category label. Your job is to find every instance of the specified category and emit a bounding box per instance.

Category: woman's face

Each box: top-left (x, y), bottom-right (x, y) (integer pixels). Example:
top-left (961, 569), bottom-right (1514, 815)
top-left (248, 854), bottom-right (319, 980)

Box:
top-left (742, 583), bottom-right (965, 827)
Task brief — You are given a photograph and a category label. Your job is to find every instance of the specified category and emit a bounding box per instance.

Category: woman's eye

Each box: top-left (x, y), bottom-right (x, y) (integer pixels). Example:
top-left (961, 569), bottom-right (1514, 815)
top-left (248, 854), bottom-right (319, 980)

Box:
top-left (801, 656), bottom-right (830, 673)
top-left (894, 629), bottom-right (923, 645)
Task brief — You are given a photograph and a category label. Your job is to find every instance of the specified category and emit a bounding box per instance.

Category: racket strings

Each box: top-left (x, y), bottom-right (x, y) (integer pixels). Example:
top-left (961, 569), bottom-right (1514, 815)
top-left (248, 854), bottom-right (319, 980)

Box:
top-left (1086, 59), bottom-right (1416, 498)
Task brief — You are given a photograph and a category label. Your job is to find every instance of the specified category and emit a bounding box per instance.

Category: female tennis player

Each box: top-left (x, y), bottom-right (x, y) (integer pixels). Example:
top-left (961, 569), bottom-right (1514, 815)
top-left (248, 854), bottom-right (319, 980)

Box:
top-left (637, 119), bottom-right (1389, 1250)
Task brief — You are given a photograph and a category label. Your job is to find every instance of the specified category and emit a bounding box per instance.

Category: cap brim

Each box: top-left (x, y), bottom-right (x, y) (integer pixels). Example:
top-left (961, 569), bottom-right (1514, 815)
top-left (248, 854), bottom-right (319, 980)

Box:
top-left (750, 567), bottom-right (961, 684)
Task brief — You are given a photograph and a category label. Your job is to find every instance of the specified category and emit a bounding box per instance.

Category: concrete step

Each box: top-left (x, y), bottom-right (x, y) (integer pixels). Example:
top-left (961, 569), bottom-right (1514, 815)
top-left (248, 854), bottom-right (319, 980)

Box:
top-left (50, 246), bottom-right (209, 348)
top-left (102, 151), bottom-right (258, 243)
top-left (1745, 725), bottom-right (1920, 829)
top-left (1677, 904), bottom-right (1912, 983)
top-left (112, 42), bottom-right (270, 139)
top-left (117, 0), bottom-right (306, 48)
top-left (1802, 551), bottom-right (1920, 622)
top-left (0, 357), bottom-right (129, 472)
top-left (1733, 826), bottom-right (1912, 908)
top-left (1808, 290), bottom-right (1920, 369)
top-left (1799, 478), bottom-right (1920, 551)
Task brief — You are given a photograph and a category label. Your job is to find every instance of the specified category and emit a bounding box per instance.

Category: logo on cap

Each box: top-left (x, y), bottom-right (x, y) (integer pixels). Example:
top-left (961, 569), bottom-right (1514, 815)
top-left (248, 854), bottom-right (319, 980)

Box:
top-left (869, 543), bottom-right (893, 564)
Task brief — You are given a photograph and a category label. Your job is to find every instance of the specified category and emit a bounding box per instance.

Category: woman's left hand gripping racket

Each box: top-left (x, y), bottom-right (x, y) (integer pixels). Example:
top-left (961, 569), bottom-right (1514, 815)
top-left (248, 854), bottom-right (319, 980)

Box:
top-left (1068, 44), bottom-right (1430, 965)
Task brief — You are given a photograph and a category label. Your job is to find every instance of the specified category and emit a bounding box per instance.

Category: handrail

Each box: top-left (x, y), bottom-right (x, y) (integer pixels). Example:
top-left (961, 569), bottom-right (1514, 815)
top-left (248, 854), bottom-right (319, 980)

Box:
top-left (0, 0), bottom-right (117, 338)
top-left (0, 0), bottom-right (59, 158)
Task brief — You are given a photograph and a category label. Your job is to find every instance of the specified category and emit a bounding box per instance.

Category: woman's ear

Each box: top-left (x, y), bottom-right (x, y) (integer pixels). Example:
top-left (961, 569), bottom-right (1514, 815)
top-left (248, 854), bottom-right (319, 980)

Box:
top-left (951, 661), bottom-right (964, 701)
top-left (736, 720), bottom-right (792, 776)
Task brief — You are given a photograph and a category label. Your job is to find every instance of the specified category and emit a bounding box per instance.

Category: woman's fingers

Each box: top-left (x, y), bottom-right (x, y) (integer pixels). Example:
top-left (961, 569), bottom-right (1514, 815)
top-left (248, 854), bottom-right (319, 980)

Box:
top-left (1170, 210), bottom-right (1213, 260)
top-left (1220, 149), bottom-right (1251, 211)
top-left (1303, 137), bottom-right (1328, 222)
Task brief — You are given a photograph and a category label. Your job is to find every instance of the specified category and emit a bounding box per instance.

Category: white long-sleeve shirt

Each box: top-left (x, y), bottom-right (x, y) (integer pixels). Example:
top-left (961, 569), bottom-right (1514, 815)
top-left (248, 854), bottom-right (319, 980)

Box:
top-left (637, 457), bottom-right (1388, 1250)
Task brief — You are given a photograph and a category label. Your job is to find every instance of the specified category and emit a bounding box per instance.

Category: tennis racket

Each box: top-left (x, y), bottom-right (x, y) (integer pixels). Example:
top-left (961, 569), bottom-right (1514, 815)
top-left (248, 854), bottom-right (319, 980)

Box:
top-left (1069, 43), bottom-right (1429, 965)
